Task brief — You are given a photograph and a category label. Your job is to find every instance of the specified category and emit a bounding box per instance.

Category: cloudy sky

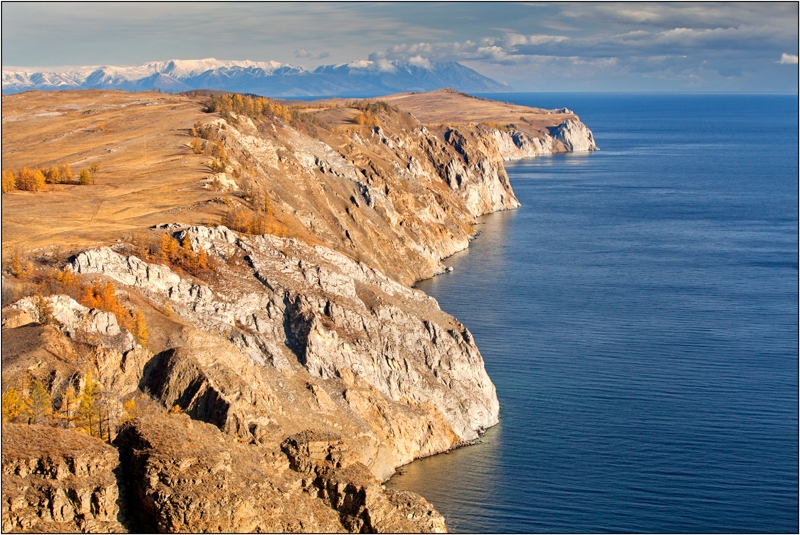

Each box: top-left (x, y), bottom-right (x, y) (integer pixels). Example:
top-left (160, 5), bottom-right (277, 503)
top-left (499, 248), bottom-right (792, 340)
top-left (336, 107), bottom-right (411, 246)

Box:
top-left (2, 2), bottom-right (797, 92)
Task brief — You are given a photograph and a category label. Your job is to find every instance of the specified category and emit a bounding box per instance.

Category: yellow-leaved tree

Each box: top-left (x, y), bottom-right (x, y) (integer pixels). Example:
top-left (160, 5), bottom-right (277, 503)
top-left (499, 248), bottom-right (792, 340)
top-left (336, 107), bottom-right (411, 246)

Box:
top-left (45, 167), bottom-right (61, 184)
top-left (2, 387), bottom-right (24, 422)
top-left (77, 371), bottom-right (101, 437)
top-left (25, 378), bottom-right (52, 425)
top-left (59, 384), bottom-right (79, 428)
top-left (2, 170), bottom-right (16, 192)
top-left (121, 398), bottom-right (141, 423)
top-left (17, 167), bottom-right (46, 192)
top-left (133, 310), bottom-right (148, 348)
top-left (59, 164), bottom-right (74, 184)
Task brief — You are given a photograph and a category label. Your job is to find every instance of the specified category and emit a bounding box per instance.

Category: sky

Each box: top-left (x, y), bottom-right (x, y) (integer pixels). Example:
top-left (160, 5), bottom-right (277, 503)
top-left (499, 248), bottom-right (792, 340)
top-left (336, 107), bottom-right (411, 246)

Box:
top-left (2, 2), bottom-right (798, 92)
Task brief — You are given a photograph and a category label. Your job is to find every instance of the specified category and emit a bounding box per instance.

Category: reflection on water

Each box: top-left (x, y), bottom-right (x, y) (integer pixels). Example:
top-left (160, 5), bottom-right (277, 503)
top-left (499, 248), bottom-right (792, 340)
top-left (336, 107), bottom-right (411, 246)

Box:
top-left (418, 207), bottom-right (517, 289)
top-left (386, 424), bottom-right (503, 533)
top-left (393, 210), bottom-right (518, 533)
top-left (387, 94), bottom-right (798, 534)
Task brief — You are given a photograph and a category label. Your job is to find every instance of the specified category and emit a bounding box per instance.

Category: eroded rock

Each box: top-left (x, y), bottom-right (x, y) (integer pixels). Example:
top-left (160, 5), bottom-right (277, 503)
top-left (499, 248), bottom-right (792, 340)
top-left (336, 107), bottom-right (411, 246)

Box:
top-left (1, 424), bottom-right (125, 533)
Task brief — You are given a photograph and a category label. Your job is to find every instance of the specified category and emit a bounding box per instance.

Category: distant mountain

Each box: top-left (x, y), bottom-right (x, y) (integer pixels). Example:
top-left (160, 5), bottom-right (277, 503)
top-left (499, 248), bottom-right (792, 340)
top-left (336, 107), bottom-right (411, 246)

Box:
top-left (1, 58), bottom-right (511, 97)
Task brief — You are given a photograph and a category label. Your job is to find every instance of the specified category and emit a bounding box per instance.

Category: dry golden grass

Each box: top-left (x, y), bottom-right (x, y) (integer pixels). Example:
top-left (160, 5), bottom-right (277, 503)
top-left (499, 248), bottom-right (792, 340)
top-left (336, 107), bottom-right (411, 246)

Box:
top-left (376, 89), bottom-right (576, 135)
top-left (2, 90), bottom-right (221, 255)
top-left (1, 88), bottom-right (561, 261)
top-left (306, 105), bottom-right (362, 127)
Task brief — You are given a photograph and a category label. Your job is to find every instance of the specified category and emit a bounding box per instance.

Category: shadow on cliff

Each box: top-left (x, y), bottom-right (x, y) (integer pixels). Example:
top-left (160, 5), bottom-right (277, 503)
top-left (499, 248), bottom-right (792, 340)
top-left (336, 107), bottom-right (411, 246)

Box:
top-left (138, 349), bottom-right (230, 429)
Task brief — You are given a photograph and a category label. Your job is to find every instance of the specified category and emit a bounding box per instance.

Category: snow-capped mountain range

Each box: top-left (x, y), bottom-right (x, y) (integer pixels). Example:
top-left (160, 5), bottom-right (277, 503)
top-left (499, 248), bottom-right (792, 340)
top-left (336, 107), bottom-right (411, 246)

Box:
top-left (2, 58), bottom-right (510, 96)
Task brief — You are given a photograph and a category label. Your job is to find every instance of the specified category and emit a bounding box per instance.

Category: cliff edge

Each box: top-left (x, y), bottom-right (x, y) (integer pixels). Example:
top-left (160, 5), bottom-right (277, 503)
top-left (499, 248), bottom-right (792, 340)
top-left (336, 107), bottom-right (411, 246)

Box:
top-left (1, 89), bottom-right (596, 532)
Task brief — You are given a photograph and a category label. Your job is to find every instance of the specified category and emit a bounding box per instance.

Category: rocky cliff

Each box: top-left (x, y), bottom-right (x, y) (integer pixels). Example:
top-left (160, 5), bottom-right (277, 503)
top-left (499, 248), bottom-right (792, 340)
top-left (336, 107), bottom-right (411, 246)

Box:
top-left (1, 424), bottom-right (125, 533)
top-left (67, 227), bottom-right (499, 478)
top-left (1, 89), bottom-right (597, 532)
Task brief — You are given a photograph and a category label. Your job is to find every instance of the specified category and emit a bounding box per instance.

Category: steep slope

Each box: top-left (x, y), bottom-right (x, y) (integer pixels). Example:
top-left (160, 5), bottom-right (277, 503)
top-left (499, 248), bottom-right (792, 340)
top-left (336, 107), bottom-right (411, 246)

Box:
top-left (2, 89), bottom-right (597, 532)
top-left (1, 89), bottom-right (594, 284)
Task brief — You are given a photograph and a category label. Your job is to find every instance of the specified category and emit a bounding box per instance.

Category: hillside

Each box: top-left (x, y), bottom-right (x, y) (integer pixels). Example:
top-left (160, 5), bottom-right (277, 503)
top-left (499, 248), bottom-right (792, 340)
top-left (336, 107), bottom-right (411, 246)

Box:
top-left (1, 89), bottom-right (594, 283)
top-left (1, 88), bottom-right (596, 533)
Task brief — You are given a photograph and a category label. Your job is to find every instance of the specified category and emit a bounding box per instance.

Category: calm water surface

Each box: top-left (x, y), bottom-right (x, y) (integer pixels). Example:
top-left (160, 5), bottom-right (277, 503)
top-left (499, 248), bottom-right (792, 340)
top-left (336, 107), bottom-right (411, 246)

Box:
top-left (386, 94), bottom-right (798, 533)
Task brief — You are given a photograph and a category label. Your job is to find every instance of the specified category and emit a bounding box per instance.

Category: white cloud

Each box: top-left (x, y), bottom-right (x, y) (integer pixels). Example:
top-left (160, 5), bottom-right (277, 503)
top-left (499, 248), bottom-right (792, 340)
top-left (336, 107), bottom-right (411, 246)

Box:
top-left (347, 60), bottom-right (372, 69)
top-left (295, 49), bottom-right (330, 61)
top-left (779, 53), bottom-right (798, 64)
top-left (407, 55), bottom-right (432, 69)
top-left (375, 59), bottom-right (396, 72)
top-left (502, 33), bottom-right (569, 47)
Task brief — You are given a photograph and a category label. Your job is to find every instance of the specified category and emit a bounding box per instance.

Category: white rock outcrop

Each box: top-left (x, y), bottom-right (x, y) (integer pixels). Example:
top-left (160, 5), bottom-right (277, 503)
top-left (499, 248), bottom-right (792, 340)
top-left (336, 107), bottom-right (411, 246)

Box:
top-left (550, 119), bottom-right (598, 152)
top-left (8, 295), bottom-right (135, 352)
top-left (67, 226), bottom-right (499, 478)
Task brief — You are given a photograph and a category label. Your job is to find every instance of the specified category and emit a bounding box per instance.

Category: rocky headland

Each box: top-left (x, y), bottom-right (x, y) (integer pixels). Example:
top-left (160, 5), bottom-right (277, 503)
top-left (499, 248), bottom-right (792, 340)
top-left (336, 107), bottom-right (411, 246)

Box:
top-left (1, 88), bottom-right (596, 532)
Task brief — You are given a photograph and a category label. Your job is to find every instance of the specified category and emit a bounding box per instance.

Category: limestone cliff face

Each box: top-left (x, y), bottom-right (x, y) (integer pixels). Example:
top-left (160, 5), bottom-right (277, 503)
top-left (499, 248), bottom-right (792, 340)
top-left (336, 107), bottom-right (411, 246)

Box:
top-left (490, 119), bottom-right (598, 161)
top-left (69, 225), bottom-right (498, 479)
top-left (202, 106), bottom-right (594, 286)
top-left (8, 295), bottom-right (136, 353)
top-left (549, 119), bottom-right (598, 152)
top-left (1, 91), bottom-right (599, 533)
top-left (205, 106), bottom-right (525, 285)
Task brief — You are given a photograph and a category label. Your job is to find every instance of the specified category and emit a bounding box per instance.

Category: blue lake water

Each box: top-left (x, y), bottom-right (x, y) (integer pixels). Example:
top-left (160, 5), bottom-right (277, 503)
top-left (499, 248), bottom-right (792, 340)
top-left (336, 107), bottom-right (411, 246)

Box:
top-left (386, 94), bottom-right (799, 533)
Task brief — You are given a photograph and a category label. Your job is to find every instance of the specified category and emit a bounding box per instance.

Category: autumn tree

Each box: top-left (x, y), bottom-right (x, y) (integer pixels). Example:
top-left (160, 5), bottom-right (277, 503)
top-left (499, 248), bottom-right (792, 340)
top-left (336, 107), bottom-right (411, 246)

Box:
top-left (45, 167), bottom-right (61, 184)
top-left (158, 233), bottom-right (179, 262)
top-left (34, 295), bottom-right (56, 326)
top-left (25, 379), bottom-right (53, 425)
top-left (59, 164), bottom-right (74, 184)
top-left (7, 248), bottom-right (33, 278)
top-left (79, 169), bottom-right (91, 185)
top-left (121, 398), bottom-right (142, 422)
top-left (2, 170), bottom-right (16, 192)
top-left (77, 371), bottom-right (100, 437)
top-left (17, 167), bottom-right (46, 192)
top-left (59, 384), bottom-right (79, 428)
top-left (96, 389), bottom-right (116, 442)
top-left (2, 387), bottom-right (24, 422)
top-left (133, 309), bottom-right (148, 348)
top-left (56, 269), bottom-right (76, 293)
top-left (79, 279), bottom-right (131, 330)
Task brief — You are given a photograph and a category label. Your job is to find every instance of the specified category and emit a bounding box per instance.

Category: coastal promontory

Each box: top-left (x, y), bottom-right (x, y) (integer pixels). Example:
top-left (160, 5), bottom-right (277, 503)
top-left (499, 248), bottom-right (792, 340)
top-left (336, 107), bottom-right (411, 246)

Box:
top-left (1, 88), bottom-right (595, 532)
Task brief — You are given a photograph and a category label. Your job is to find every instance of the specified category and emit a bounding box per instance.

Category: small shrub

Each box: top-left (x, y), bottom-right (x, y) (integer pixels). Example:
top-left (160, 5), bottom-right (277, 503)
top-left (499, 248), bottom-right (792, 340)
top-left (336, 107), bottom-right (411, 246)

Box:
top-left (7, 249), bottom-right (33, 278)
top-left (34, 295), bottom-right (56, 326)
top-left (210, 159), bottom-right (226, 173)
